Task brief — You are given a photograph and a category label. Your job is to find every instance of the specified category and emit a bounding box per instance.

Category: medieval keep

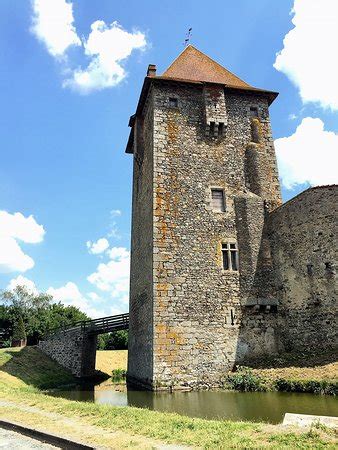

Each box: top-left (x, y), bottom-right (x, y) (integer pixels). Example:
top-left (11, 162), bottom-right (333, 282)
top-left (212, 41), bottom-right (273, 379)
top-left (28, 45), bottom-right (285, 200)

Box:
top-left (125, 45), bottom-right (337, 390)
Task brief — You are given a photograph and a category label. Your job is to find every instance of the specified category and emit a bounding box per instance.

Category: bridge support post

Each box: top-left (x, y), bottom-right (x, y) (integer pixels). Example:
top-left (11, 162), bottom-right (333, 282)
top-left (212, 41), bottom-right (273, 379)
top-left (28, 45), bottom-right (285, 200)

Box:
top-left (80, 334), bottom-right (97, 377)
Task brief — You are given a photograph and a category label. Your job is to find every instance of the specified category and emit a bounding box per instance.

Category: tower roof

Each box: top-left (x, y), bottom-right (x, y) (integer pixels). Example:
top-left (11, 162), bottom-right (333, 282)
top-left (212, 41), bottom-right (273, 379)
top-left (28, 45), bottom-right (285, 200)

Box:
top-left (126, 45), bottom-right (279, 153)
top-left (161, 45), bottom-right (251, 88)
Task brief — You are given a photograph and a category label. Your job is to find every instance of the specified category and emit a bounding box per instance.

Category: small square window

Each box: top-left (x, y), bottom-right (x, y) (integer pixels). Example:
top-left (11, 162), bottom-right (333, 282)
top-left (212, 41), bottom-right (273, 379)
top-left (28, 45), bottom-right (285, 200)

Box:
top-left (211, 189), bottom-right (225, 212)
top-left (169, 97), bottom-right (178, 108)
top-left (249, 107), bottom-right (258, 117)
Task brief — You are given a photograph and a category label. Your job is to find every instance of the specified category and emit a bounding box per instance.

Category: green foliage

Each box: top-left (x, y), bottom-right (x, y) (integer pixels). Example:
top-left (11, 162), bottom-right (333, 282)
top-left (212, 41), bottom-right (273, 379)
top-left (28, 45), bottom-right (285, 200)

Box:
top-left (0, 286), bottom-right (89, 345)
top-left (225, 367), bottom-right (267, 392)
top-left (97, 330), bottom-right (128, 350)
top-left (12, 316), bottom-right (26, 341)
top-left (111, 368), bottom-right (126, 381)
top-left (274, 378), bottom-right (337, 396)
top-left (225, 367), bottom-right (337, 396)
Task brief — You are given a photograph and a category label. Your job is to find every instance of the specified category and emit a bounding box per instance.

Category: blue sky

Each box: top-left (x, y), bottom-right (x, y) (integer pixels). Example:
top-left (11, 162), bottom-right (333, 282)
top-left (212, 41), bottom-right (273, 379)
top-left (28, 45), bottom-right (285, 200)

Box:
top-left (0, 0), bottom-right (337, 317)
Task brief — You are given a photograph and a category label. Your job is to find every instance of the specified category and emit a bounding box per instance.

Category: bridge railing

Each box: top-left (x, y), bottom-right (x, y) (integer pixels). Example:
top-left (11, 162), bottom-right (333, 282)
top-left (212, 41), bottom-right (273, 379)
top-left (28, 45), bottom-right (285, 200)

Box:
top-left (42, 313), bottom-right (129, 338)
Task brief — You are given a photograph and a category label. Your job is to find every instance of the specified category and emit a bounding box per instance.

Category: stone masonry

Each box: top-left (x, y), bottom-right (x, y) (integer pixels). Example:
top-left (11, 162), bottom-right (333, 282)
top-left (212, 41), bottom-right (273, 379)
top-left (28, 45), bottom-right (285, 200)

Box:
top-left (39, 329), bottom-right (97, 378)
top-left (126, 45), bottom-right (337, 390)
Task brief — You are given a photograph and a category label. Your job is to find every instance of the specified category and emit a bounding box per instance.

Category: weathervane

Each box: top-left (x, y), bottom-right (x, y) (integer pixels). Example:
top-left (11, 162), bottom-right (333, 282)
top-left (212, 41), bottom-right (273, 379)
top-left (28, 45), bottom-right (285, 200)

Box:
top-left (183, 27), bottom-right (192, 47)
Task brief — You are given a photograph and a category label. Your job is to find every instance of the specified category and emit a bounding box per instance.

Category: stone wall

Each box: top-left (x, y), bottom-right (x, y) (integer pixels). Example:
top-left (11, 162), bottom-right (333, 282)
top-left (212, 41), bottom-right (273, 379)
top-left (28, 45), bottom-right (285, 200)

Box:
top-left (39, 330), bottom-right (97, 378)
top-left (127, 78), bottom-right (281, 390)
top-left (127, 75), bottom-right (337, 390)
top-left (127, 89), bottom-right (155, 388)
top-left (268, 186), bottom-right (337, 353)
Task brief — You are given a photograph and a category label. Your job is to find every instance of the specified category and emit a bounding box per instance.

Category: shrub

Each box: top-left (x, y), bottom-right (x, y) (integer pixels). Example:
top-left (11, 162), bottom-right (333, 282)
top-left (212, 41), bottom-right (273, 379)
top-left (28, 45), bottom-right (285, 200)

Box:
top-left (111, 368), bottom-right (126, 382)
top-left (274, 378), bottom-right (337, 395)
top-left (225, 366), bottom-right (267, 392)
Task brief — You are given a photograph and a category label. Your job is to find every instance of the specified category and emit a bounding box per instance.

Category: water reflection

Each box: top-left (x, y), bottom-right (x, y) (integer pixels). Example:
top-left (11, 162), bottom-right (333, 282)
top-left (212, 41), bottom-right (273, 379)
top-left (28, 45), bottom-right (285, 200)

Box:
top-left (48, 382), bottom-right (338, 424)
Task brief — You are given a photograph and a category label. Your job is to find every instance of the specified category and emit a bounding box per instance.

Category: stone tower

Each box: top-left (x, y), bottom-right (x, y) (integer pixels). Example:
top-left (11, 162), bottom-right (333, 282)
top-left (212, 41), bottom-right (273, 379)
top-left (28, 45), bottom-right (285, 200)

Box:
top-left (126, 45), bottom-right (282, 390)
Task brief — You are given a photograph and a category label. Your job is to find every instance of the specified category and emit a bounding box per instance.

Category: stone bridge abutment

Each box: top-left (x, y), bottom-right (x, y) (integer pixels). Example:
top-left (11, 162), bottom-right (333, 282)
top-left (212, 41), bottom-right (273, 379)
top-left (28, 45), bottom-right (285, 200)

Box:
top-left (38, 314), bottom-right (129, 378)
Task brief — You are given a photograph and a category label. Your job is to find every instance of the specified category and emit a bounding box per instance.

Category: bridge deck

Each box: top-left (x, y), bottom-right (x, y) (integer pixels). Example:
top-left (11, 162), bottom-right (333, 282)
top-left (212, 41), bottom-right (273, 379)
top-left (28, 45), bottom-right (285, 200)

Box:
top-left (44, 313), bottom-right (129, 337)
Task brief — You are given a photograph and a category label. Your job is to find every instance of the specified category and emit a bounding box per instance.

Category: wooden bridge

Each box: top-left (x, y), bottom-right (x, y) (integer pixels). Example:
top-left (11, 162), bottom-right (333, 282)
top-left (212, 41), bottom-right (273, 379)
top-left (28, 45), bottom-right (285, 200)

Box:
top-left (39, 313), bottom-right (129, 378)
top-left (44, 313), bottom-right (129, 338)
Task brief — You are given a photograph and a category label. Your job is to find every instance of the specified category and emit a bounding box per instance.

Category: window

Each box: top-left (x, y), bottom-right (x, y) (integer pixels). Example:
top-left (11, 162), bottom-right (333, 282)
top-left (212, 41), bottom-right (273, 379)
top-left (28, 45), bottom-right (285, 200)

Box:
top-left (307, 264), bottom-right (314, 276)
top-left (169, 97), bottom-right (178, 108)
top-left (222, 242), bottom-right (239, 271)
top-left (230, 308), bottom-right (235, 326)
top-left (211, 189), bottom-right (225, 212)
top-left (218, 122), bottom-right (225, 137)
top-left (249, 107), bottom-right (258, 118)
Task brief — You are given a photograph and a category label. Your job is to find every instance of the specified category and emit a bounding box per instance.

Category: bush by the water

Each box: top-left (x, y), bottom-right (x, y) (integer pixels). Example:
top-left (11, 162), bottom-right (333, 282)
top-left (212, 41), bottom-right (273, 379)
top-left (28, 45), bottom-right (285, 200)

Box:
top-left (274, 378), bottom-right (337, 395)
top-left (225, 366), bottom-right (337, 395)
top-left (111, 368), bottom-right (127, 381)
top-left (225, 366), bottom-right (267, 392)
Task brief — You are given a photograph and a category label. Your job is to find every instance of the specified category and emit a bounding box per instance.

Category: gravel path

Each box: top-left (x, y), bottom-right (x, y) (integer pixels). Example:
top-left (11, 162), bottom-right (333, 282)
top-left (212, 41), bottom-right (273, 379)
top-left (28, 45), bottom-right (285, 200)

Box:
top-left (0, 428), bottom-right (59, 449)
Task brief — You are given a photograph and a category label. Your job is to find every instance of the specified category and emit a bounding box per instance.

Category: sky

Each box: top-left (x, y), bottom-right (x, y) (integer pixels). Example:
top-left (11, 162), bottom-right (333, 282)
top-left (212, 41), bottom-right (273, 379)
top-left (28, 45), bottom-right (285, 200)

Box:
top-left (0, 0), bottom-right (337, 318)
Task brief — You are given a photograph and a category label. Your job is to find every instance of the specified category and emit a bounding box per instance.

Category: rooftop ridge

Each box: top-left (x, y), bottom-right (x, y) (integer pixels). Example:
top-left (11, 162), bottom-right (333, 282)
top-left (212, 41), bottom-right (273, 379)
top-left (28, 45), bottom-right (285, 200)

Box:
top-left (161, 45), bottom-right (252, 88)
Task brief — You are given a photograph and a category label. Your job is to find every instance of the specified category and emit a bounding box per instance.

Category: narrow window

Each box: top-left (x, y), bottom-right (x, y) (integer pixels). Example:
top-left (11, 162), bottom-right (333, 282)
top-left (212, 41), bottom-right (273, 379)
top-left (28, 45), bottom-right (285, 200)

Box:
top-left (249, 107), bottom-right (258, 118)
top-left (230, 243), bottom-right (239, 271)
top-left (211, 189), bottom-right (225, 212)
top-left (209, 121), bottom-right (215, 136)
top-left (307, 264), bottom-right (314, 276)
top-left (230, 308), bottom-right (235, 326)
top-left (169, 97), bottom-right (178, 108)
top-left (222, 242), bottom-right (239, 271)
top-left (218, 122), bottom-right (225, 137)
top-left (222, 243), bottom-right (229, 270)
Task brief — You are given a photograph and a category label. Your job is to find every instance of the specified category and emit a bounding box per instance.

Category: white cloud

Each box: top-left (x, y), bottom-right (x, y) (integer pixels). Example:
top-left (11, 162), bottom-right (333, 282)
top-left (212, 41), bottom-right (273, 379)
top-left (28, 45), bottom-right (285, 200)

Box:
top-left (110, 209), bottom-right (121, 217)
top-left (47, 281), bottom-right (103, 318)
top-left (87, 246), bottom-right (130, 299)
top-left (7, 275), bottom-right (39, 296)
top-left (0, 211), bottom-right (45, 273)
top-left (275, 117), bottom-right (338, 189)
top-left (63, 20), bottom-right (147, 93)
top-left (31, 1), bottom-right (147, 92)
top-left (47, 281), bottom-right (127, 318)
top-left (274, 0), bottom-right (338, 110)
top-left (31, 0), bottom-right (81, 57)
top-left (86, 238), bottom-right (109, 255)
top-left (88, 292), bottom-right (100, 301)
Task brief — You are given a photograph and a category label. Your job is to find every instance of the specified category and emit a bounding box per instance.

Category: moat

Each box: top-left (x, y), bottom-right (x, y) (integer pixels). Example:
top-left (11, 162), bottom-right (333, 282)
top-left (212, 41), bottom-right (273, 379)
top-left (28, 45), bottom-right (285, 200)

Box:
top-left (48, 381), bottom-right (338, 424)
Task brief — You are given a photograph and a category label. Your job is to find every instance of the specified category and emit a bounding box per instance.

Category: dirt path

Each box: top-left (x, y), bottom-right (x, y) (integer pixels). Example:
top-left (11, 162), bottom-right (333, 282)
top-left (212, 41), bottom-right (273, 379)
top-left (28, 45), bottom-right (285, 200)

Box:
top-left (0, 400), bottom-right (191, 450)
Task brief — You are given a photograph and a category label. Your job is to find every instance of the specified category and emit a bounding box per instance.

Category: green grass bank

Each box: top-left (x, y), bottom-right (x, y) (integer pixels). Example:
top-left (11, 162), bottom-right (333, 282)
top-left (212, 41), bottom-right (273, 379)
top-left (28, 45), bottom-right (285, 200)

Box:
top-left (0, 347), bottom-right (337, 449)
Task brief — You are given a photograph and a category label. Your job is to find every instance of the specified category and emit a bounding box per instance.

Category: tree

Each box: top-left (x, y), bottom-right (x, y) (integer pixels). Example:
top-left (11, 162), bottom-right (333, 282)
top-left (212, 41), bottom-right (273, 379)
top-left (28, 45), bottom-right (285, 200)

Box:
top-left (97, 330), bottom-right (128, 350)
top-left (12, 315), bottom-right (26, 344)
top-left (0, 286), bottom-right (90, 346)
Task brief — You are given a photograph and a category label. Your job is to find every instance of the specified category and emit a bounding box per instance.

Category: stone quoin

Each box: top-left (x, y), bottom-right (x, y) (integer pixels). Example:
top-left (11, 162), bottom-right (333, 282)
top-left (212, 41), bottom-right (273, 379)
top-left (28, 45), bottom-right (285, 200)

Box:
top-left (126, 45), bottom-right (337, 390)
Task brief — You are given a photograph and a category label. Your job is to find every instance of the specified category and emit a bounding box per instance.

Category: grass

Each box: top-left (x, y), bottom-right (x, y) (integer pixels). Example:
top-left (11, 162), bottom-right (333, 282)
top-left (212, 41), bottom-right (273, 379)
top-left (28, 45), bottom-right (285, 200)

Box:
top-left (0, 347), bottom-right (337, 449)
top-left (95, 349), bottom-right (127, 376)
top-left (245, 351), bottom-right (338, 395)
top-left (0, 346), bottom-right (76, 389)
top-left (226, 366), bottom-right (337, 395)
top-left (251, 353), bottom-right (337, 383)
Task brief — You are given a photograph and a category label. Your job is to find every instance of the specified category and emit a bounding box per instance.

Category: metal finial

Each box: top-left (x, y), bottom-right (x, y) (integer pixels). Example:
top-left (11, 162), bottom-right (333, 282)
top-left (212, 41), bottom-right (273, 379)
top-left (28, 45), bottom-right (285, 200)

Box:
top-left (183, 27), bottom-right (192, 47)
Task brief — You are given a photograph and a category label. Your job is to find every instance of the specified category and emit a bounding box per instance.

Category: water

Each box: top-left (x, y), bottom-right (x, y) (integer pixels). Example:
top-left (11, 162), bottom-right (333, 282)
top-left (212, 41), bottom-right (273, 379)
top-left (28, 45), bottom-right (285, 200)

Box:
top-left (48, 381), bottom-right (338, 424)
